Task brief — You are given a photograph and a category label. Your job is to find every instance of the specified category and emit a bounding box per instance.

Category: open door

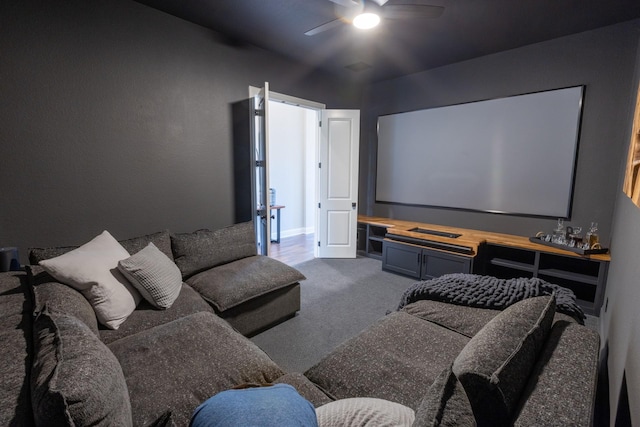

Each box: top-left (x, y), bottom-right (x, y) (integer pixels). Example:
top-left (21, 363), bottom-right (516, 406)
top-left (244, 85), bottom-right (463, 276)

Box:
top-left (253, 83), bottom-right (271, 256)
top-left (317, 110), bottom-right (360, 258)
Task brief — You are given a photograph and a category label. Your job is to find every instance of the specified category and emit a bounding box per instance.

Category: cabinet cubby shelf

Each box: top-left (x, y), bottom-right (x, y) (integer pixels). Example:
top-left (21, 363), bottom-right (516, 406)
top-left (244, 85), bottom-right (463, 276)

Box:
top-left (537, 269), bottom-right (598, 286)
top-left (489, 258), bottom-right (536, 272)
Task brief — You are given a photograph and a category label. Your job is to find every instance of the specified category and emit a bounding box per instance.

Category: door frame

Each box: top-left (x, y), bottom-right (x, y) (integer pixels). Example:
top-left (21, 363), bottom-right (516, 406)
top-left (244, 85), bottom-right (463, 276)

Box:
top-left (248, 86), bottom-right (326, 255)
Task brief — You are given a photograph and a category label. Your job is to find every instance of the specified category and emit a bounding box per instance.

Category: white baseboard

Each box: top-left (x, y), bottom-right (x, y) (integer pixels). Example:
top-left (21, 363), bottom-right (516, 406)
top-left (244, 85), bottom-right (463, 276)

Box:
top-left (277, 227), bottom-right (314, 239)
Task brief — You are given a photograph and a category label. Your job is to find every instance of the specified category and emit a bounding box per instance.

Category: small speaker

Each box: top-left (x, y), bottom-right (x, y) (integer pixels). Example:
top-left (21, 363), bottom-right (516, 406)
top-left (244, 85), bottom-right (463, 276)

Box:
top-left (0, 247), bottom-right (20, 272)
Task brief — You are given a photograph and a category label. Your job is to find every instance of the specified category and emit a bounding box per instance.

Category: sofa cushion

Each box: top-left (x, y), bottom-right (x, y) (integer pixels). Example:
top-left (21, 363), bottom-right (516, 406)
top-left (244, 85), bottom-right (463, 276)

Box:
top-left (403, 299), bottom-right (500, 338)
top-left (413, 364), bottom-right (475, 427)
top-left (29, 246), bottom-right (78, 265)
top-left (31, 310), bottom-right (132, 426)
top-left (304, 311), bottom-right (469, 410)
top-left (452, 295), bottom-right (555, 426)
top-left (170, 222), bottom-right (256, 279)
top-left (513, 320), bottom-right (600, 427)
top-left (99, 283), bottom-right (214, 345)
top-left (38, 231), bottom-right (141, 330)
top-left (186, 255), bottom-right (305, 312)
top-left (108, 311), bottom-right (286, 426)
top-left (29, 265), bottom-right (100, 336)
top-left (119, 230), bottom-right (174, 261)
top-left (29, 230), bottom-right (174, 265)
top-left (315, 398), bottom-right (415, 427)
top-left (118, 243), bottom-right (182, 309)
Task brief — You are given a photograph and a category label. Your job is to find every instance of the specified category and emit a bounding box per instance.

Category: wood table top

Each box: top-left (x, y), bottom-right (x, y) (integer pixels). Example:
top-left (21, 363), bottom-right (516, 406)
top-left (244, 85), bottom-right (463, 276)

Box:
top-left (358, 215), bottom-right (611, 261)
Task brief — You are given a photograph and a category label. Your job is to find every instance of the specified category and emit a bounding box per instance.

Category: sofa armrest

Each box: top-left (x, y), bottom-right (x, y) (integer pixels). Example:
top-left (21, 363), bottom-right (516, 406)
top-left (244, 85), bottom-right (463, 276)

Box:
top-left (0, 272), bottom-right (34, 427)
top-left (513, 320), bottom-right (600, 427)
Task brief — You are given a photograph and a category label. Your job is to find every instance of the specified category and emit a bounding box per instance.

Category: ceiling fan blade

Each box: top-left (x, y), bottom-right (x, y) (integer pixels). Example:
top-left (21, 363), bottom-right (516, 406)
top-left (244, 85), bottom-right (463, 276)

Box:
top-left (382, 4), bottom-right (444, 19)
top-left (304, 18), bottom-right (344, 36)
top-left (326, 0), bottom-right (361, 7)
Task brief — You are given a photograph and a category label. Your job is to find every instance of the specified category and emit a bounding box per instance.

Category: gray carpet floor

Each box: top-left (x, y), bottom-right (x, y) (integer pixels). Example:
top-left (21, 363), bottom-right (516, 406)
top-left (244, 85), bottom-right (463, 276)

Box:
top-left (250, 256), bottom-right (600, 373)
top-left (250, 256), bottom-right (416, 373)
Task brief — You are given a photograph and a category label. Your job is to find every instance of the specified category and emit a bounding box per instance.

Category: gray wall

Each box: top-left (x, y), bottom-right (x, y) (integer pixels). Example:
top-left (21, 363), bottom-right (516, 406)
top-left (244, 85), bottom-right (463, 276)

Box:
top-left (0, 0), bottom-right (361, 260)
top-left (360, 20), bottom-right (640, 244)
top-left (601, 31), bottom-right (640, 424)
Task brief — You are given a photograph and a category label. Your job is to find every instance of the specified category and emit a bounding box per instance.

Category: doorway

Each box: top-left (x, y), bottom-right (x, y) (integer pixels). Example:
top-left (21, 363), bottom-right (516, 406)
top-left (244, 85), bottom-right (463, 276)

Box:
top-left (267, 100), bottom-right (319, 265)
top-left (247, 85), bottom-right (360, 262)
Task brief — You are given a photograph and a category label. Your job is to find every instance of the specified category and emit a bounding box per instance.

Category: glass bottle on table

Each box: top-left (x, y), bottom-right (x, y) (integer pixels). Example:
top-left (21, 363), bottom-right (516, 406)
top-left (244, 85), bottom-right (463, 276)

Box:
top-left (586, 222), bottom-right (599, 248)
top-left (553, 218), bottom-right (566, 244)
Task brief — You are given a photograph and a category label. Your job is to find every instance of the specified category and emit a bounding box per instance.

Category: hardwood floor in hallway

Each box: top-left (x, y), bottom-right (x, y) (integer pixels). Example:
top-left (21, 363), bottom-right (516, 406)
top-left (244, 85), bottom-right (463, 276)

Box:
top-left (269, 233), bottom-right (315, 266)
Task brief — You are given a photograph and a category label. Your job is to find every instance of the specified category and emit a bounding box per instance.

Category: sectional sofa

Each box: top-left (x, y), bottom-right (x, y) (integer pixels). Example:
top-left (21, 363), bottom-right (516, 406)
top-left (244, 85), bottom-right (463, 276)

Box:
top-left (0, 222), bottom-right (600, 426)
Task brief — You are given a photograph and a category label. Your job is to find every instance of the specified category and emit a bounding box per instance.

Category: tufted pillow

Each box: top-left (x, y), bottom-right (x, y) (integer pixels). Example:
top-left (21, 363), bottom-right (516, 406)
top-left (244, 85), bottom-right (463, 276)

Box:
top-left (413, 364), bottom-right (475, 427)
top-left (118, 242), bottom-right (182, 309)
top-left (170, 222), bottom-right (256, 279)
top-left (315, 398), bottom-right (415, 427)
top-left (452, 295), bottom-right (555, 426)
top-left (39, 230), bottom-right (141, 329)
top-left (31, 309), bottom-right (132, 426)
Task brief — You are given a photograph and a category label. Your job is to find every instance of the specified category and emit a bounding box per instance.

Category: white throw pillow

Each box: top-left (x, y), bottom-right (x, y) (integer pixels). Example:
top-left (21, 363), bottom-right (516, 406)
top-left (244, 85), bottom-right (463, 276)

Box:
top-left (316, 398), bottom-right (415, 427)
top-left (39, 230), bottom-right (141, 329)
top-left (117, 242), bottom-right (182, 309)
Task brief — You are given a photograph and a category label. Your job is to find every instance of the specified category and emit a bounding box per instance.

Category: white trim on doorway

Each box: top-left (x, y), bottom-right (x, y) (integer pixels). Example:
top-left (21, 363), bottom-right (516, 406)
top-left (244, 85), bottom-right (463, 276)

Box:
top-left (249, 86), bottom-right (326, 110)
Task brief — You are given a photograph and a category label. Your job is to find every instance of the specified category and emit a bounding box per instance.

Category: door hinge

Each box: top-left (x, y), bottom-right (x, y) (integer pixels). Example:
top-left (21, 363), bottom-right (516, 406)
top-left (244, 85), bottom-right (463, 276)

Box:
top-left (255, 160), bottom-right (265, 167)
top-left (317, 241), bottom-right (321, 247)
top-left (318, 162), bottom-right (321, 169)
top-left (254, 109), bottom-right (264, 117)
top-left (319, 121), bottom-right (322, 127)
top-left (318, 202), bottom-right (321, 209)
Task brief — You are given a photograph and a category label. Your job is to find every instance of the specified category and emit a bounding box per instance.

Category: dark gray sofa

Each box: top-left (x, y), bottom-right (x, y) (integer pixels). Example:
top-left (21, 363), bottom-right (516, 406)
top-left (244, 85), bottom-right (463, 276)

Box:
top-left (27, 222), bottom-right (304, 337)
top-left (305, 298), bottom-right (600, 426)
top-left (0, 270), bottom-right (329, 426)
top-left (0, 224), bottom-right (600, 426)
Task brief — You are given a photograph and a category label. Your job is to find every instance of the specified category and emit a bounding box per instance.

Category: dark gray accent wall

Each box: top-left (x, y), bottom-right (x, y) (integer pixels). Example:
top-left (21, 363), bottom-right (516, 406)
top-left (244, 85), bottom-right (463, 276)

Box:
top-left (360, 20), bottom-right (640, 244)
top-left (601, 30), bottom-right (640, 425)
top-left (0, 0), bottom-right (361, 260)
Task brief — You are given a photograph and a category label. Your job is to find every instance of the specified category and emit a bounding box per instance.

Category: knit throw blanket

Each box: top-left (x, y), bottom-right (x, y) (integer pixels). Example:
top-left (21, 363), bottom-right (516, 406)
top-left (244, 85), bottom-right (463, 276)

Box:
top-left (397, 273), bottom-right (585, 324)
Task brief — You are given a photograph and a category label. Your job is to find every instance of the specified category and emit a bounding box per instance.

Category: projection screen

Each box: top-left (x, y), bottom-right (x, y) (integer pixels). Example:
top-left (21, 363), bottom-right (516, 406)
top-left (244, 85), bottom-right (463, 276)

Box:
top-left (375, 86), bottom-right (584, 218)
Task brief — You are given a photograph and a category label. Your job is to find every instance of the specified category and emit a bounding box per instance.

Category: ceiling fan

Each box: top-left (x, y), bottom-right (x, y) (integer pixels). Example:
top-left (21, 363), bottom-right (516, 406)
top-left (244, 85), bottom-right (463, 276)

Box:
top-left (305, 0), bottom-right (444, 36)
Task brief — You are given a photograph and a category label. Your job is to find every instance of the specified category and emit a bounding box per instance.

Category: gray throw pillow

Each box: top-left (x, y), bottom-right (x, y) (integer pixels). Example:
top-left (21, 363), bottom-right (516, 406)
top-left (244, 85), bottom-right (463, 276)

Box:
top-left (452, 295), bottom-right (556, 426)
top-left (413, 364), bottom-right (475, 427)
top-left (118, 242), bottom-right (183, 309)
top-left (31, 309), bottom-right (133, 426)
top-left (170, 222), bottom-right (257, 279)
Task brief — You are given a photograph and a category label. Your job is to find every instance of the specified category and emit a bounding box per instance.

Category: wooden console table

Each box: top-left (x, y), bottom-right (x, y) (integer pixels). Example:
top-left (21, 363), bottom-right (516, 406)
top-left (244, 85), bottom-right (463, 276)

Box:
top-left (357, 215), bottom-right (610, 316)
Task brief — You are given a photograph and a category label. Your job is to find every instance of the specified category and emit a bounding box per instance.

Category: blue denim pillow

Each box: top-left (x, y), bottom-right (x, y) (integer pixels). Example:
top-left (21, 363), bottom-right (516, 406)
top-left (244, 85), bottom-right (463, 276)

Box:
top-left (190, 384), bottom-right (317, 427)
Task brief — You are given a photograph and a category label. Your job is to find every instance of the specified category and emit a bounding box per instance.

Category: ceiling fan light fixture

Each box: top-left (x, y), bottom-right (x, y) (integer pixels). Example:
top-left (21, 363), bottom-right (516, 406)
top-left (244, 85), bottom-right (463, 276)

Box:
top-left (353, 12), bottom-right (380, 30)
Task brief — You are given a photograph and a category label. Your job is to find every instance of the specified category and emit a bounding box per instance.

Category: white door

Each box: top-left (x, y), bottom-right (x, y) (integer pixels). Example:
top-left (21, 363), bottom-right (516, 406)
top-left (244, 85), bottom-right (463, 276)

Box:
top-left (317, 110), bottom-right (360, 258)
top-left (253, 83), bottom-right (271, 256)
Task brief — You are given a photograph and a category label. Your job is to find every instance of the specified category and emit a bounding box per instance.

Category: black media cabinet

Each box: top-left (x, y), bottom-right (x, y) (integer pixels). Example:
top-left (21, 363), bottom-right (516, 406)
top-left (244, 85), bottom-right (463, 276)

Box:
top-left (357, 217), bottom-right (609, 316)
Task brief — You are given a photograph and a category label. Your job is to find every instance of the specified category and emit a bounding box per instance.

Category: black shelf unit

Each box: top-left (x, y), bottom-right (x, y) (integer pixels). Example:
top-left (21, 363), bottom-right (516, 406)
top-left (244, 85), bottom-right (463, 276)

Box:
top-left (357, 222), bottom-right (388, 260)
top-left (481, 243), bottom-right (608, 316)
